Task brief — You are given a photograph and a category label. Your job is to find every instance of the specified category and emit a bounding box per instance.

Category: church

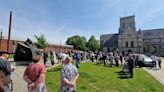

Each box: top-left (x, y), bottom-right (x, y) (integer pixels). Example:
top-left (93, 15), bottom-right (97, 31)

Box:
top-left (100, 15), bottom-right (164, 55)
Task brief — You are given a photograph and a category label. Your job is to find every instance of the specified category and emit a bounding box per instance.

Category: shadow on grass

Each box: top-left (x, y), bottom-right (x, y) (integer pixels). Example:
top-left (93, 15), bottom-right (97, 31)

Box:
top-left (115, 71), bottom-right (130, 79)
top-left (144, 67), bottom-right (160, 71)
top-left (94, 63), bottom-right (112, 68)
top-left (79, 72), bottom-right (91, 78)
top-left (47, 67), bottom-right (62, 72)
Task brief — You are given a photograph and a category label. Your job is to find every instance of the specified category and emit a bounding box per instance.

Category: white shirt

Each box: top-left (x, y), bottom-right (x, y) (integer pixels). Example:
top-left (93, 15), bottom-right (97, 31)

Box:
top-left (151, 55), bottom-right (158, 61)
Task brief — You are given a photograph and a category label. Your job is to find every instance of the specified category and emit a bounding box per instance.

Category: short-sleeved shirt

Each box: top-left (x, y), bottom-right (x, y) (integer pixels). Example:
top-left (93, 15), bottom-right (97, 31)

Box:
top-left (60, 63), bottom-right (78, 92)
top-left (0, 58), bottom-right (11, 83)
top-left (151, 55), bottom-right (158, 62)
top-left (24, 63), bottom-right (46, 84)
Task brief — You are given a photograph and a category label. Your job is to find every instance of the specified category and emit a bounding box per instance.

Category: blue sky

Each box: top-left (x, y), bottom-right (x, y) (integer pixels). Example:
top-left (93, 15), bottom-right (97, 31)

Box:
top-left (1, 0), bottom-right (164, 44)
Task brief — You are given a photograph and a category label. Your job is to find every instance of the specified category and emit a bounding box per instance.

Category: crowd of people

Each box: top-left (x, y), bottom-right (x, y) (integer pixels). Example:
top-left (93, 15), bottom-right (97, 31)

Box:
top-left (0, 49), bottom-right (163, 92)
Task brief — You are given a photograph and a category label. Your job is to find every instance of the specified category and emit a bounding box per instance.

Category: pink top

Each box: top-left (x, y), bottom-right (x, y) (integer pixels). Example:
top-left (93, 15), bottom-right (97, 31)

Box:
top-left (24, 63), bottom-right (46, 84)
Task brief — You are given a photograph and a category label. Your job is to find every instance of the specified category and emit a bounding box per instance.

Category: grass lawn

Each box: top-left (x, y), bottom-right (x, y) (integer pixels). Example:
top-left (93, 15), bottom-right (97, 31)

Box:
top-left (9, 54), bottom-right (14, 59)
top-left (46, 63), bottom-right (164, 92)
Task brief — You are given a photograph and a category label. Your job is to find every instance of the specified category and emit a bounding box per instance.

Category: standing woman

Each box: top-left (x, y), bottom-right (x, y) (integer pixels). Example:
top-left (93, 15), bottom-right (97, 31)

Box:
top-left (24, 51), bottom-right (46, 92)
top-left (60, 57), bottom-right (79, 92)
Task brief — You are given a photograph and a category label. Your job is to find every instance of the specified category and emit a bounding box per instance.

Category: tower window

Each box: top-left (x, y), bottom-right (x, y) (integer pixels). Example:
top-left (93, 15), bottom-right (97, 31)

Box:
top-left (122, 23), bottom-right (125, 28)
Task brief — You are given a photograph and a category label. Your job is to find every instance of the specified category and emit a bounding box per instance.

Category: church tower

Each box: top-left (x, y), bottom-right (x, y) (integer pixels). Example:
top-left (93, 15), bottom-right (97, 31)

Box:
top-left (118, 15), bottom-right (141, 53)
top-left (119, 15), bottom-right (136, 34)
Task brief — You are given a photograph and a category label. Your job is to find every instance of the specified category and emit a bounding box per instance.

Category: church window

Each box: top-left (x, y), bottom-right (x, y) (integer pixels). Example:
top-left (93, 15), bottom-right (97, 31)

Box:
top-left (126, 42), bottom-right (128, 47)
top-left (131, 41), bottom-right (134, 48)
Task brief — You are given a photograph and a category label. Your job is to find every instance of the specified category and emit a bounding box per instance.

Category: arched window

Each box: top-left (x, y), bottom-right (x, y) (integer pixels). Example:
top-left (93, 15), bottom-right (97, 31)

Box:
top-left (131, 41), bottom-right (134, 48)
top-left (126, 42), bottom-right (128, 48)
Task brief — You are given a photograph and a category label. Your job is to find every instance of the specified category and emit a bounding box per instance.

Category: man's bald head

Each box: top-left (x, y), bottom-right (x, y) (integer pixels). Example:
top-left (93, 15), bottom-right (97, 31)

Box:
top-left (0, 52), bottom-right (9, 61)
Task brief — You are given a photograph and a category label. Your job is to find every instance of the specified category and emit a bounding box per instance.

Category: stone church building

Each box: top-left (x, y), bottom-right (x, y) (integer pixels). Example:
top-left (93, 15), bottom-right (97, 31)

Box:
top-left (100, 15), bottom-right (164, 55)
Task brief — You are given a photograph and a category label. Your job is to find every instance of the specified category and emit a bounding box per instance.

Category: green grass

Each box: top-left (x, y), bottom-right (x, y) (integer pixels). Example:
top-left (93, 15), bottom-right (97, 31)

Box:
top-left (46, 63), bottom-right (164, 92)
top-left (9, 54), bottom-right (14, 59)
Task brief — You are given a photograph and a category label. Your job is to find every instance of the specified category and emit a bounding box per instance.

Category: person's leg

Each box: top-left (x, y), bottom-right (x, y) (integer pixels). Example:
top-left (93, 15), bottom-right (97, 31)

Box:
top-left (159, 62), bottom-right (161, 69)
top-left (129, 68), bottom-right (133, 78)
top-left (78, 60), bottom-right (80, 68)
top-left (131, 68), bottom-right (133, 78)
top-left (4, 84), bottom-right (11, 92)
top-left (51, 61), bottom-right (54, 66)
top-left (44, 59), bottom-right (46, 65)
top-left (155, 61), bottom-right (157, 69)
top-left (59, 59), bottom-right (61, 64)
top-left (58, 58), bottom-right (59, 64)
top-left (153, 61), bottom-right (155, 68)
top-left (120, 60), bottom-right (123, 66)
top-left (116, 61), bottom-right (119, 67)
top-left (76, 60), bottom-right (79, 68)
top-left (104, 59), bottom-right (106, 65)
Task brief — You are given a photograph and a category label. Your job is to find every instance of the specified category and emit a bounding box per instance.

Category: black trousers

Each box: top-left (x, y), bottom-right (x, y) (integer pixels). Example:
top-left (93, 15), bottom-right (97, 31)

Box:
top-left (51, 61), bottom-right (54, 65)
top-left (44, 59), bottom-right (47, 65)
top-left (158, 62), bottom-right (161, 69)
top-left (129, 68), bottom-right (133, 78)
top-left (152, 61), bottom-right (156, 68)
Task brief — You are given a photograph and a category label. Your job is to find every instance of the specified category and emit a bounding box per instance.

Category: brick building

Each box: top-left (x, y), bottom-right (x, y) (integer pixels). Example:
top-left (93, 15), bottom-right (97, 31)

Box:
top-left (0, 38), bottom-right (74, 53)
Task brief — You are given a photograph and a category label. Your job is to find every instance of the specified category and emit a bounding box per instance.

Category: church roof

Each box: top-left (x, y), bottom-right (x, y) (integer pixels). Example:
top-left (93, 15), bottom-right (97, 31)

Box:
top-left (120, 15), bottom-right (135, 20)
top-left (103, 34), bottom-right (118, 47)
top-left (142, 28), bottom-right (164, 32)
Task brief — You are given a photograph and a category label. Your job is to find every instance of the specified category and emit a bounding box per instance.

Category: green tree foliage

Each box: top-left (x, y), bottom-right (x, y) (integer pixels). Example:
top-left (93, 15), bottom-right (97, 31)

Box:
top-left (34, 34), bottom-right (48, 49)
top-left (66, 35), bottom-right (86, 50)
top-left (86, 35), bottom-right (100, 51)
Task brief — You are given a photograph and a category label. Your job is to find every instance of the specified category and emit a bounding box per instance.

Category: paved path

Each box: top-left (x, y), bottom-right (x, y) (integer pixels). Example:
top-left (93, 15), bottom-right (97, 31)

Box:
top-left (143, 60), bottom-right (164, 85)
top-left (11, 61), bottom-right (59, 92)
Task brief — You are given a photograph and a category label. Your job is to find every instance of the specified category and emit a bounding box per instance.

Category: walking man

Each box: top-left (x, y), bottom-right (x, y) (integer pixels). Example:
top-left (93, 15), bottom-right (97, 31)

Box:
top-left (127, 53), bottom-right (135, 78)
top-left (50, 50), bottom-right (55, 66)
top-left (75, 52), bottom-right (81, 68)
top-left (43, 50), bottom-right (48, 66)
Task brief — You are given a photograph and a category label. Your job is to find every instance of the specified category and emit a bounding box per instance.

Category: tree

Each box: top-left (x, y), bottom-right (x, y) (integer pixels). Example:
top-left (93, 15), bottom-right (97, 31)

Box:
top-left (66, 35), bottom-right (86, 50)
top-left (34, 34), bottom-right (48, 49)
top-left (86, 35), bottom-right (100, 51)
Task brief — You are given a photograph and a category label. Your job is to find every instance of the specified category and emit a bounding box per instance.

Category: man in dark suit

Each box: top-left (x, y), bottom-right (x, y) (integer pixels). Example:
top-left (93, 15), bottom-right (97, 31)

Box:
top-left (43, 50), bottom-right (48, 66)
top-left (127, 53), bottom-right (135, 78)
top-left (0, 52), bottom-right (12, 92)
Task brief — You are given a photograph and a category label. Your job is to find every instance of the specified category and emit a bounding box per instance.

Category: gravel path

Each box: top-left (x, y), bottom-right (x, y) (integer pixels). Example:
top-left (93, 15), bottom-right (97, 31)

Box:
top-left (11, 61), bottom-right (59, 92)
top-left (143, 60), bottom-right (164, 85)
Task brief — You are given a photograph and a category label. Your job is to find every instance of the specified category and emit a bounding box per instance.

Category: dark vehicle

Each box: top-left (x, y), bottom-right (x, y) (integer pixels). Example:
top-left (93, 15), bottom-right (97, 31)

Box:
top-left (14, 39), bottom-right (38, 65)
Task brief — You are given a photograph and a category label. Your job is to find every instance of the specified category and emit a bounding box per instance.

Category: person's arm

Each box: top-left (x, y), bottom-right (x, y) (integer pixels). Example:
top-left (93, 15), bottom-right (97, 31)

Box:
top-left (72, 67), bottom-right (79, 84)
top-left (5, 61), bottom-right (12, 75)
top-left (72, 74), bottom-right (79, 84)
top-left (63, 78), bottom-right (74, 87)
top-left (23, 67), bottom-right (33, 84)
top-left (34, 65), bottom-right (46, 85)
top-left (61, 68), bottom-right (74, 87)
top-left (23, 75), bottom-right (33, 84)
